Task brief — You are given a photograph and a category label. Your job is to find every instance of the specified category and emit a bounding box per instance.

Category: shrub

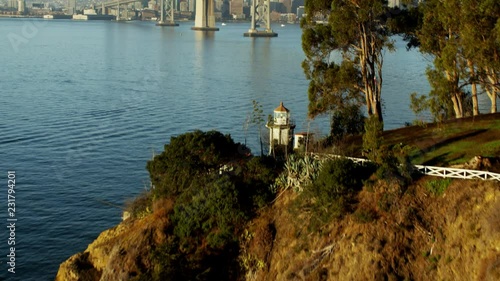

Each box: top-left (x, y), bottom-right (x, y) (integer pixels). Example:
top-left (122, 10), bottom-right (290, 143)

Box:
top-left (125, 191), bottom-right (152, 219)
top-left (425, 178), bottom-right (452, 196)
top-left (329, 104), bottom-right (365, 143)
top-left (353, 207), bottom-right (378, 223)
top-left (172, 175), bottom-right (246, 250)
top-left (239, 156), bottom-right (280, 210)
top-left (146, 130), bottom-right (246, 199)
top-left (298, 158), bottom-right (368, 232)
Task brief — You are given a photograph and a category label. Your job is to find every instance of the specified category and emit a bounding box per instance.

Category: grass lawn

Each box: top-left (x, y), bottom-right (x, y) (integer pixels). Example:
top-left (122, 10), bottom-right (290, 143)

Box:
top-left (336, 113), bottom-right (500, 167)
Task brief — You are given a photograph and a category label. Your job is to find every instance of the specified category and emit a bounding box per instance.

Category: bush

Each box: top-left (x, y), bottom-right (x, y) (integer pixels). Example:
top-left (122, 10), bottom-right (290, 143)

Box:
top-left (125, 191), bottom-right (152, 219)
top-left (329, 104), bottom-right (365, 143)
top-left (298, 158), bottom-right (368, 232)
top-left (353, 207), bottom-right (378, 223)
top-left (146, 130), bottom-right (246, 199)
top-left (239, 156), bottom-right (280, 210)
top-left (172, 175), bottom-right (246, 250)
top-left (425, 178), bottom-right (452, 196)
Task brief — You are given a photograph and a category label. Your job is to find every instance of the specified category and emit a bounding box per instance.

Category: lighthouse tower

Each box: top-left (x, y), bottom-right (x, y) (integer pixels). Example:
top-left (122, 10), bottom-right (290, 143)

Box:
top-left (266, 102), bottom-right (295, 156)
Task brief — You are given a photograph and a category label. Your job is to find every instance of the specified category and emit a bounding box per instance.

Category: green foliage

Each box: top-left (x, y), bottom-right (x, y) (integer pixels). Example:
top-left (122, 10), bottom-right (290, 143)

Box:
top-left (425, 178), bottom-right (452, 196)
top-left (353, 207), bottom-right (378, 224)
top-left (148, 238), bottom-right (186, 281)
top-left (387, 6), bottom-right (423, 49)
top-left (143, 130), bottom-right (283, 279)
top-left (239, 156), bottom-right (279, 210)
top-left (363, 116), bottom-right (384, 163)
top-left (329, 104), bottom-right (365, 142)
top-left (412, 0), bottom-right (500, 118)
top-left (302, 0), bottom-right (391, 123)
top-left (363, 117), bottom-right (414, 184)
top-left (298, 158), bottom-right (369, 232)
top-left (409, 92), bottom-right (430, 121)
top-left (172, 175), bottom-right (246, 250)
top-left (146, 130), bottom-right (244, 199)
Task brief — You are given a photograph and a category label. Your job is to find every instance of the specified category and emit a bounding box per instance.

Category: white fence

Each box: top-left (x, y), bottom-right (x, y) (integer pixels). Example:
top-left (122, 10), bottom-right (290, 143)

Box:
top-left (312, 153), bottom-right (500, 182)
top-left (414, 165), bottom-right (500, 181)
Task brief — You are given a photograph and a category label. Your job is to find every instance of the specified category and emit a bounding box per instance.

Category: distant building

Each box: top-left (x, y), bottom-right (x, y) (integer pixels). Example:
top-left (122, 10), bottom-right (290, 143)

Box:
top-left (17, 0), bottom-right (24, 12)
top-left (215, 0), bottom-right (223, 11)
top-left (148, 0), bottom-right (156, 9)
top-left (8, 0), bottom-right (17, 9)
top-left (279, 0), bottom-right (291, 13)
top-left (291, 0), bottom-right (303, 15)
top-left (31, 2), bottom-right (44, 9)
top-left (83, 8), bottom-right (97, 15)
top-left (269, 1), bottom-right (285, 13)
top-left (229, 0), bottom-right (243, 18)
top-left (188, 0), bottom-right (195, 12)
top-left (179, 0), bottom-right (188, 12)
top-left (67, 0), bottom-right (76, 14)
top-left (296, 5), bottom-right (304, 19)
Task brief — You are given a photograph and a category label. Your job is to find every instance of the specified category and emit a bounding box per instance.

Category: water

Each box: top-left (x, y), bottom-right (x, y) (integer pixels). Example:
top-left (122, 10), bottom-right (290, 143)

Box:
top-left (0, 18), bottom-right (493, 280)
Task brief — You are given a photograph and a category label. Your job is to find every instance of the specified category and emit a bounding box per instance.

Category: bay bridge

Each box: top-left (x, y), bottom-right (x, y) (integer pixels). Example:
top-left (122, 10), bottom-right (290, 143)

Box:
top-left (97, 0), bottom-right (277, 36)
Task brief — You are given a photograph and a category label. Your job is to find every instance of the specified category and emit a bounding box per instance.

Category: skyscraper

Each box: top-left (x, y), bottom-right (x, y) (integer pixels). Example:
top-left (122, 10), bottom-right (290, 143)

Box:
top-left (68, 0), bottom-right (76, 14)
top-left (8, 0), bottom-right (18, 9)
top-left (17, 0), bottom-right (25, 13)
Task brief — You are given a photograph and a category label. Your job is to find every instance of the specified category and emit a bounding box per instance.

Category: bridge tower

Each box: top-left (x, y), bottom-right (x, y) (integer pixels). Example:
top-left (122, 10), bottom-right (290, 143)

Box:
top-left (156, 0), bottom-right (178, 26)
top-left (244, 0), bottom-right (277, 37)
top-left (191, 0), bottom-right (219, 31)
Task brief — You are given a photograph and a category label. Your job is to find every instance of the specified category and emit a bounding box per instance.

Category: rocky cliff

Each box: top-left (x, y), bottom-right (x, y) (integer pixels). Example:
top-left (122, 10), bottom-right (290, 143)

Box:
top-left (56, 178), bottom-right (500, 281)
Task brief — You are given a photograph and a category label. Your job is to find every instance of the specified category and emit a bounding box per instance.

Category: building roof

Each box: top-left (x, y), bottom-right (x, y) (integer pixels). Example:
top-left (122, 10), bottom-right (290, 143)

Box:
top-left (274, 102), bottom-right (289, 112)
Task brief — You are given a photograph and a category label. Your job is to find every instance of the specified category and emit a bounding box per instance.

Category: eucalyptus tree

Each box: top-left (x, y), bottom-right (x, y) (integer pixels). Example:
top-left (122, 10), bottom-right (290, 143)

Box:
top-left (417, 0), bottom-right (470, 119)
top-left (301, 0), bottom-right (394, 128)
top-left (461, 0), bottom-right (500, 113)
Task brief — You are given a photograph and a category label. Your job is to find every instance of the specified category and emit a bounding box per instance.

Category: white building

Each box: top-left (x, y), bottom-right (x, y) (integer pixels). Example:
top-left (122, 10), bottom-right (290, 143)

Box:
top-left (17, 0), bottom-right (24, 12)
top-left (266, 102), bottom-right (295, 156)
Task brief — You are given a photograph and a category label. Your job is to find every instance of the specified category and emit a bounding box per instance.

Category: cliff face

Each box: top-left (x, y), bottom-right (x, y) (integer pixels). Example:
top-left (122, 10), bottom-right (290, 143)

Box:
top-left (56, 179), bottom-right (500, 281)
top-left (55, 211), bottom-right (168, 281)
top-left (243, 179), bottom-right (500, 281)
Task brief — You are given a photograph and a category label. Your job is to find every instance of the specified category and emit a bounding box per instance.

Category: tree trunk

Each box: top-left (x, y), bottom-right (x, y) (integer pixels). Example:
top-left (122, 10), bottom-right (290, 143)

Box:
top-left (486, 67), bottom-right (499, 113)
top-left (492, 93), bottom-right (497, 113)
top-left (468, 60), bottom-right (479, 116)
top-left (451, 92), bottom-right (464, 118)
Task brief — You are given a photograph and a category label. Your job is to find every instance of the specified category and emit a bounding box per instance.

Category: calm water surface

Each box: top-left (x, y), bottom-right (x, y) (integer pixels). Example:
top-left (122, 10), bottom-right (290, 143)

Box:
top-left (0, 18), bottom-right (492, 280)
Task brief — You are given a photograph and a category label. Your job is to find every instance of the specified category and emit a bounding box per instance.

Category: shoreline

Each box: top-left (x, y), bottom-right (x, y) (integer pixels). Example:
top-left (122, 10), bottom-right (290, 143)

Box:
top-left (0, 14), bottom-right (43, 18)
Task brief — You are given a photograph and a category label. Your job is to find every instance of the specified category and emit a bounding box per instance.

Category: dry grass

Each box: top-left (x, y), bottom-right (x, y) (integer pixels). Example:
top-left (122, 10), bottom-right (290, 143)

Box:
top-left (246, 178), bottom-right (500, 281)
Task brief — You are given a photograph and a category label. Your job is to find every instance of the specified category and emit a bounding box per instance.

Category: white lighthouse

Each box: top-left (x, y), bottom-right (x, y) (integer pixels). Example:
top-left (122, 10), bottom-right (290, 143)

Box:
top-left (266, 102), bottom-right (295, 156)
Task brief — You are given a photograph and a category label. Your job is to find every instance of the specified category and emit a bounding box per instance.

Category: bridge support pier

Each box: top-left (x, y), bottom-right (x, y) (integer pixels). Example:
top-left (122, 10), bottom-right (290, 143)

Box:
top-left (191, 0), bottom-right (219, 31)
top-left (244, 0), bottom-right (277, 37)
top-left (156, 0), bottom-right (178, 26)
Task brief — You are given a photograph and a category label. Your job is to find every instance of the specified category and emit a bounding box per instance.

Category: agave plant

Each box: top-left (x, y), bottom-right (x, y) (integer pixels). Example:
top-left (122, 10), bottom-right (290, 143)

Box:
top-left (272, 155), bottom-right (322, 193)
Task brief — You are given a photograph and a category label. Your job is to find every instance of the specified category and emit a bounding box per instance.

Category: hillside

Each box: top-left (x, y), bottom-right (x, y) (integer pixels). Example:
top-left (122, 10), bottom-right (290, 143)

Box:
top-left (244, 179), bottom-right (500, 280)
top-left (55, 120), bottom-right (500, 281)
top-left (55, 178), bottom-right (500, 281)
